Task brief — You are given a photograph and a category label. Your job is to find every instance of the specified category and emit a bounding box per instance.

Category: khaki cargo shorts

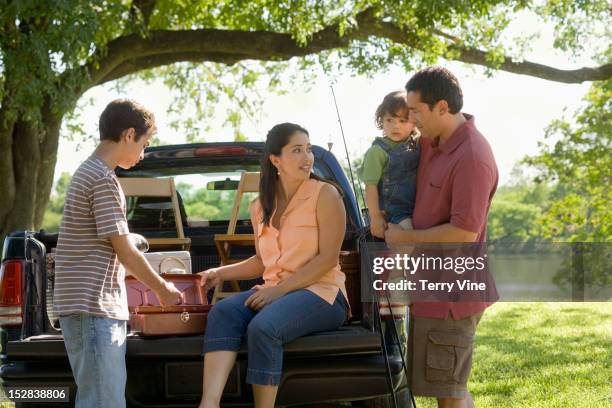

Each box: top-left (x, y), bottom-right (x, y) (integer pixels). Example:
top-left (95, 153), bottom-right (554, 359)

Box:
top-left (407, 311), bottom-right (483, 398)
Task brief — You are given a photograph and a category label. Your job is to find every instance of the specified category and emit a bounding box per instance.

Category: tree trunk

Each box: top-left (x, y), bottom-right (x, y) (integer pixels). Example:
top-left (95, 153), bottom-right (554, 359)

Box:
top-left (34, 102), bottom-right (61, 228)
top-left (0, 111), bottom-right (17, 241)
top-left (0, 103), bottom-right (61, 241)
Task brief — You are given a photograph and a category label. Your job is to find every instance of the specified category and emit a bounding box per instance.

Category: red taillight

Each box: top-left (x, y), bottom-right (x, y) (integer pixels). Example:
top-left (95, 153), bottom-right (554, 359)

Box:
top-left (0, 260), bottom-right (23, 326)
top-left (0, 260), bottom-right (23, 306)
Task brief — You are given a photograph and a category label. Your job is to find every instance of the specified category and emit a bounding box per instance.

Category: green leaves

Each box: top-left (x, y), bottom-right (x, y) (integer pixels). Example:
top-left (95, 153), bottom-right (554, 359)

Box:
top-left (487, 170), bottom-right (552, 244)
top-left (0, 0), bottom-right (610, 164)
top-left (138, 60), bottom-right (297, 142)
top-left (536, 0), bottom-right (611, 57)
top-left (1, 0), bottom-right (609, 136)
top-left (524, 78), bottom-right (612, 241)
top-left (0, 0), bottom-right (126, 125)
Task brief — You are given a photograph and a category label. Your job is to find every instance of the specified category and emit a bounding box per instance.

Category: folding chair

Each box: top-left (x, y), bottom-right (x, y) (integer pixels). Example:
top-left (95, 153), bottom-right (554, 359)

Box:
top-left (118, 177), bottom-right (191, 251)
top-left (212, 172), bottom-right (260, 304)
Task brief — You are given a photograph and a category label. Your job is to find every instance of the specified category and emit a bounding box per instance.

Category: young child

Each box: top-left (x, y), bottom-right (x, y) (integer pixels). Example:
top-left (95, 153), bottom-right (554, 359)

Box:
top-left (53, 99), bottom-right (182, 407)
top-left (360, 90), bottom-right (420, 239)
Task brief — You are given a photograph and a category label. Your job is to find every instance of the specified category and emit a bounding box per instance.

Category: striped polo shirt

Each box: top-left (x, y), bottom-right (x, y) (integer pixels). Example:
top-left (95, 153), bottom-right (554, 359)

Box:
top-left (53, 155), bottom-right (130, 320)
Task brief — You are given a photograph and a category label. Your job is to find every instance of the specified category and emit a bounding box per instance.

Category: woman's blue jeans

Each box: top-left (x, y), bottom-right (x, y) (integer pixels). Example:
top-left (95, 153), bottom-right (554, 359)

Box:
top-left (203, 289), bottom-right (348, 385)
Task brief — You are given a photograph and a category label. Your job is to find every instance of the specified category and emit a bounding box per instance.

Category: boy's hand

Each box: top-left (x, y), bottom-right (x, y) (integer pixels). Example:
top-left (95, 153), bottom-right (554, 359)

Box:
top-left (370, 213), bottom-right (387, 239)
top-left (156, 281), bottom-right (182, 307)
top-left (197, 268), bottom-right (222, 290)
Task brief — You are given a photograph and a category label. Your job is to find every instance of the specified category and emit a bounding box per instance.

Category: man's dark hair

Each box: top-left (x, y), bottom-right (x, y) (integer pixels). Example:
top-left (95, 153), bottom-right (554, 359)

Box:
top-left (374, 90), bottom-right (409, 130)
top-left (405, 66), bottom-right (463, 114)
top-left (99, 99), bottom-right (156, 142)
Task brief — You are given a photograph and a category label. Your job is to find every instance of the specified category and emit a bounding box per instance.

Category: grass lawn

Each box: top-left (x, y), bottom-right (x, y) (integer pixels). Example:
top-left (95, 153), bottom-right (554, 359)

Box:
top-left (415, 302), bottom-right (612, 408)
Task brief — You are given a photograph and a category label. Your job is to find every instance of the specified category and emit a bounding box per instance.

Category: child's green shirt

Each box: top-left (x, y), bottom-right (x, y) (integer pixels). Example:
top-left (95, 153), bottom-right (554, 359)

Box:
top-left (359, 137), bottom-right (403, 186)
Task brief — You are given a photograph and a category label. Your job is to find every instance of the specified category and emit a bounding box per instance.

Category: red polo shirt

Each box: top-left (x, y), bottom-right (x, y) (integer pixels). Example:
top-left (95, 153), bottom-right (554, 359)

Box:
top-left (411, 114), bottom-right (498, 319)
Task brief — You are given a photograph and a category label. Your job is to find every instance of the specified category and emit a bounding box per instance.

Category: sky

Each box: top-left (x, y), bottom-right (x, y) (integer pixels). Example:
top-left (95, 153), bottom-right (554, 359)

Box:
top-left (53, 12), bottom-right (596, 187)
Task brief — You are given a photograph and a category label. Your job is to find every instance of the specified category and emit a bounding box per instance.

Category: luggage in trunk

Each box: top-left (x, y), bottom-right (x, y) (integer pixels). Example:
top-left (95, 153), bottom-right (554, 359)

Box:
top-left (143, 250), bottom-right (192, 274)
top-left (126, 274), bottom-right (211, 336)
top-left (125, 250), bottom-right (192, 276)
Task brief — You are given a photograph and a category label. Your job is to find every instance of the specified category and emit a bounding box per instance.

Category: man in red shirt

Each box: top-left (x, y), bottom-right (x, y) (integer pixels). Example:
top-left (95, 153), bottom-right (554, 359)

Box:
top-left (386, 66), bottom-right (498, 408)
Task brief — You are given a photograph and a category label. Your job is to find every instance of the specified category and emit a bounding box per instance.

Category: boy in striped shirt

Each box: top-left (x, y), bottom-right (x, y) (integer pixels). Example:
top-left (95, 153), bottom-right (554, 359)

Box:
top-left (54, 99), bottom-right (182, 408)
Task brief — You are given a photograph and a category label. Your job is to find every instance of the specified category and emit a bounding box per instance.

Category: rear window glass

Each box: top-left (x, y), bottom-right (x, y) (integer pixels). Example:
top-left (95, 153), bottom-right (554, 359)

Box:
top-left (175, 172), bottom-right (259, 222)
top-left (122, 165), bottom-right (261, 232)
top-left (121, 163), bottom-right (329, 232)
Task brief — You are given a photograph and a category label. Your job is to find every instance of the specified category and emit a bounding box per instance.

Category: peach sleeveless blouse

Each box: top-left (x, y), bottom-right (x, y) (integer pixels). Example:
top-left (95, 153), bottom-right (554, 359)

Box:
top-left (250, 179), bottom-right (349, 306)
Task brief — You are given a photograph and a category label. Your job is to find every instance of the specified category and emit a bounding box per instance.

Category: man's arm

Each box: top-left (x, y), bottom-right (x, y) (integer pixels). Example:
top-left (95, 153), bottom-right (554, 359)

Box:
top-left (385, 222), bottom-right (477, 244)
top-left (111, 235), bottom-right (181, 306)
top-left (386, 153), bottom-right (496, 245)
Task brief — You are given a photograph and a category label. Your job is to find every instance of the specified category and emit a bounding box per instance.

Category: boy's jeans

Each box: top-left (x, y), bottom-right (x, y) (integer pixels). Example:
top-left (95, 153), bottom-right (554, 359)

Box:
top-left (59, 314), bottom-right (127, 408)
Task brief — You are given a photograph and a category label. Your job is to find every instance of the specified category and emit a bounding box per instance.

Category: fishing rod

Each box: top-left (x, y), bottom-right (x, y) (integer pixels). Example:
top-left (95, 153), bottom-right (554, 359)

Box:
top-left (329, 84), bottom-right (368, 220)
top-left (329, 83), bottom-right (417, 408)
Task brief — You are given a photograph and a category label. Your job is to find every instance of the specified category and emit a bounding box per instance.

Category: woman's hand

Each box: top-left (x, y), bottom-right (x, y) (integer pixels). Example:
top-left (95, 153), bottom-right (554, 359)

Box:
top-left (244, 286), bottom-right (284, 311)
top-left (197, 268), bottom-right (222, 290)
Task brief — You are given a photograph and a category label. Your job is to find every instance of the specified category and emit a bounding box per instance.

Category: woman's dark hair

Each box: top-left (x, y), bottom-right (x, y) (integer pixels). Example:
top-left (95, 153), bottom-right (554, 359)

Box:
top-left (259, 122), bottom-right (342, 226)
top-left (405, 66), bottom-right (463, 113)
top-left (99, 99), bottom-right (156, 142)
top-left (374, 90), bottom-right (409, 130)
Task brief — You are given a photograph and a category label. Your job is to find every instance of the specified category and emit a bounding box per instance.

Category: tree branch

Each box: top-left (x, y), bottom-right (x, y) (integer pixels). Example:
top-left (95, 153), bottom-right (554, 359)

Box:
top-left (87, 9), bottom-right (371, 87)
top-left (100, 52), bottom-right (247, 85)
top-left (449, 48), bottom-right (611, 83)
top-left (87, 8), bottom-right (611, 88)
top-left (374, 22), bottom-right (612, 83)
top-left (88, 27), bottom-right (353, 87)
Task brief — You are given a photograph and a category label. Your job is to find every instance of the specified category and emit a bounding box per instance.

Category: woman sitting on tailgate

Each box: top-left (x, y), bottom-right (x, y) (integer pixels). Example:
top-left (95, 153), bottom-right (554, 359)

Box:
top-left (197, 122), bottom-right (350, 408)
